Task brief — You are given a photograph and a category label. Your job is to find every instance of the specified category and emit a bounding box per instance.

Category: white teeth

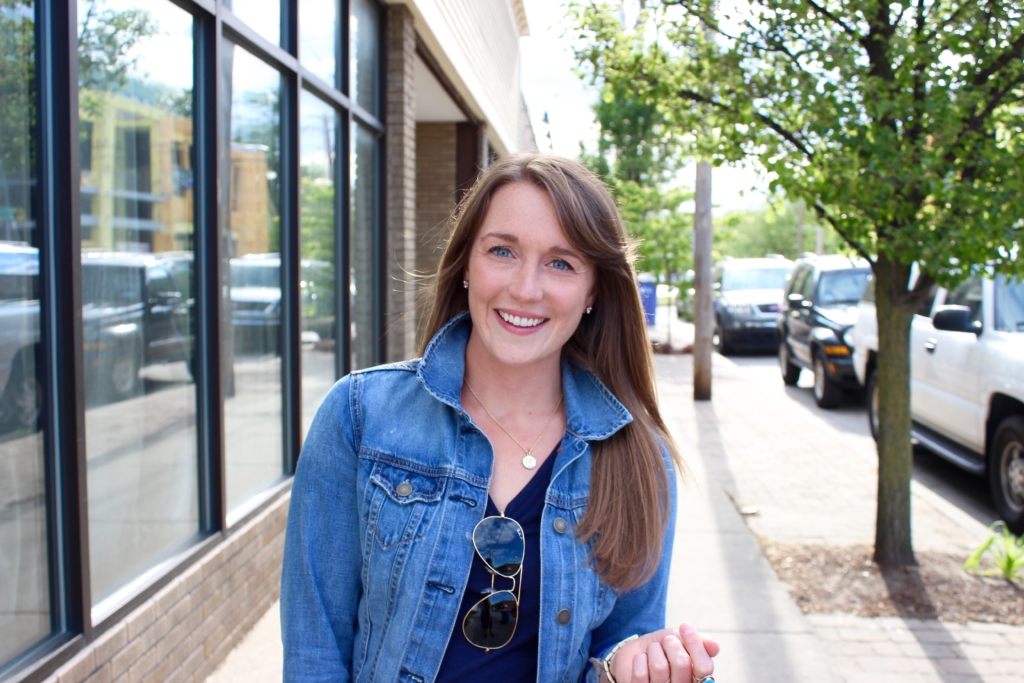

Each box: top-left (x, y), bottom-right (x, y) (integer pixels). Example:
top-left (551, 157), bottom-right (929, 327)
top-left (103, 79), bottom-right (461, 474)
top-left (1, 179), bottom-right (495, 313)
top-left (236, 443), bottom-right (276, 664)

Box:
top-left (499, 311), bottom-right (544, 328)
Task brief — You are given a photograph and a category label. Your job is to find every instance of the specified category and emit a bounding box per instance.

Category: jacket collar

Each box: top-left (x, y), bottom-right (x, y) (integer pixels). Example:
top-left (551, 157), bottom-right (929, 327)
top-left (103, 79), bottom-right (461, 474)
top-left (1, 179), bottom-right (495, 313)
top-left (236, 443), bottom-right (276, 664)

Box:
top-left (417, 312), bottom-right (633, 441)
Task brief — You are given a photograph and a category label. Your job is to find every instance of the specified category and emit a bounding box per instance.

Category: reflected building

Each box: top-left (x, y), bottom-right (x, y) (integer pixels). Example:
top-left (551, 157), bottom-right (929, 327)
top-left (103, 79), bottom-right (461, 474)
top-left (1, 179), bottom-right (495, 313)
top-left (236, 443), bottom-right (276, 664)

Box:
top-left (0, 0), bottom-right (536, 681)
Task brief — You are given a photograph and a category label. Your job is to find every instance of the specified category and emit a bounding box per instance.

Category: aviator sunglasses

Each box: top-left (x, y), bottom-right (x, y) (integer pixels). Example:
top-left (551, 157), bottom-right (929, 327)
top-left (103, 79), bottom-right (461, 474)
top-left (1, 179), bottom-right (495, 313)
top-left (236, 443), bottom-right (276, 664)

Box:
top-left (462, 514), bottom-right (525, 651)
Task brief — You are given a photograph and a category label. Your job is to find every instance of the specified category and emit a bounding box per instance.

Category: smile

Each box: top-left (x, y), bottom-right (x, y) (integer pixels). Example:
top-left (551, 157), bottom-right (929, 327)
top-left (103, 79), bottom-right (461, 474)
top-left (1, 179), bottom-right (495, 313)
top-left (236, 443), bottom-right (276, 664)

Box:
top-left (497, 310), bottom-right (547, 328)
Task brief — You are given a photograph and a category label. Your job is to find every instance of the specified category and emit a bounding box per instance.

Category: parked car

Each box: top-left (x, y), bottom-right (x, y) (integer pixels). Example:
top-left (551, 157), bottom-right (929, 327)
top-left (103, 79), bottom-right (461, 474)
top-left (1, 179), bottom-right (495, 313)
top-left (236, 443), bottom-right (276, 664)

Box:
top-left (851, 273), bottom-right (1024, 534)
top-left (0, 242), bottom-right (42, 430)
top-left (711, 257), bottom-right (795, 354)
top-left (777, 255), bottom-right (871, 407)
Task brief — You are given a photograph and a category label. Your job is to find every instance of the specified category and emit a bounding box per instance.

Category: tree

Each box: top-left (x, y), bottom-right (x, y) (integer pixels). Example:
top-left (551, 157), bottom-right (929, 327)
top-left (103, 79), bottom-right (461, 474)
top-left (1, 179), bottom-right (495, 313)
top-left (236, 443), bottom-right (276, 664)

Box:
top-left (571, 0), bottom-right (1024, 567)
top-left (715, 201), bottom-right (844, 260)
top-left (579, 83), bottom-right (693, 286)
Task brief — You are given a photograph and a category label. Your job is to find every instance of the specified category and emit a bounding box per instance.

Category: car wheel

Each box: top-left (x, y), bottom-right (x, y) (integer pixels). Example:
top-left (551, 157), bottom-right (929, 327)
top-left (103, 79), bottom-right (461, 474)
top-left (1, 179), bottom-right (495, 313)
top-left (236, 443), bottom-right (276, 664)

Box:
top-left (108, 345), bottom-right (141, 400)
top-left (989, 415), bottom-right (1024, 535)
top-left (813, 353), bottom-right (842, 409)
top-left (779, 341), bottom-right (800, 386)
top-left (713, 319), bottom-right (732, 356)
top-left (866, 369), bottom-right (879, 442)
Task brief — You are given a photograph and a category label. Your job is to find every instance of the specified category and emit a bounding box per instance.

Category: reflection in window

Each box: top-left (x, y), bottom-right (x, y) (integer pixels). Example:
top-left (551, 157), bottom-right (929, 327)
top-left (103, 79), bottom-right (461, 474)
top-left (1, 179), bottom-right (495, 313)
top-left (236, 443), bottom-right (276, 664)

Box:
top-left (224, 0), bottom-right (279, 48)
top-left (222, 43), bottom-right (285, 517)
top-left (817, 270), bottom-right (870, 306)
top-left (351, 124), bottom-right (378, 370)
top-left (0, 1), bottom-right (50, 665)
top-left (995, 276), bottom-right (1024, 333)
top-left (300, 0), bottom-right (337, 88)
top-left (77, 0), bottom-right (198, 609)
top-left (300, 92), bottom-right (337, 435)
top-left (944, 276), bottom-right (984, 324)
top-left (350, 0), bottom-right (380, 116)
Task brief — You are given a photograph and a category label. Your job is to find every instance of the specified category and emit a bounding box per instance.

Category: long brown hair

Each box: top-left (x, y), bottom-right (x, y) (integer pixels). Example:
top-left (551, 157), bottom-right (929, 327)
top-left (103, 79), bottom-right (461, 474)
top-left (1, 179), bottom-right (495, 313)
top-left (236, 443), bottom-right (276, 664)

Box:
top-left (419, 153), bottom-right (685, 592)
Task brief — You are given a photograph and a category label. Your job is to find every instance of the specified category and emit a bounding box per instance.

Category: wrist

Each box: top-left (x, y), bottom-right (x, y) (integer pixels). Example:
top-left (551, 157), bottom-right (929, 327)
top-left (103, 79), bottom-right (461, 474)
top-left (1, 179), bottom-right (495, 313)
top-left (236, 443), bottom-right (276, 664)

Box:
top-left (590, 634), bottom-right (638, 683)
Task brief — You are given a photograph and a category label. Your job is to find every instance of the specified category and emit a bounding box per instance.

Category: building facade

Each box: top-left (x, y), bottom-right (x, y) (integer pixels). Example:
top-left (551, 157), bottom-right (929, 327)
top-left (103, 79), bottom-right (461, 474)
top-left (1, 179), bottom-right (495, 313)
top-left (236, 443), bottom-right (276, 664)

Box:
top-left (0, 1), bottom-right (534, 681)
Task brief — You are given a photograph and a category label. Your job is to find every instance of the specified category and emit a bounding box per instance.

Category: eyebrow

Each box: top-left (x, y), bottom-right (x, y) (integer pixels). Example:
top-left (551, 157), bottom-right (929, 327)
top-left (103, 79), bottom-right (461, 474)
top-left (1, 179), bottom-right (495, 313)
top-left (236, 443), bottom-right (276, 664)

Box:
top-left (480, 232), bottom-right (583, 260)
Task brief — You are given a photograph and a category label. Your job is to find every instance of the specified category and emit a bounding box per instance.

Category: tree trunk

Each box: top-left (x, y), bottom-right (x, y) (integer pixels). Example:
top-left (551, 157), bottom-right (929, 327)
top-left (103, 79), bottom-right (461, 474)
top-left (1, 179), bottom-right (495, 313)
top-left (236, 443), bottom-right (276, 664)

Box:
top-left (693, 161), bottom-right (713, 400)
top-left (872, 252), bottom-right (918, 568)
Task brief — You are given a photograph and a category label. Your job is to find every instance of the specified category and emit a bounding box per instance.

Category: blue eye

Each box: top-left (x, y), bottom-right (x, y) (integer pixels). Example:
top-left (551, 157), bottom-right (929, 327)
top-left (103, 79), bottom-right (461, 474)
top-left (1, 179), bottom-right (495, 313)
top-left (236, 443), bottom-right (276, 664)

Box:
top-left (489, 246), bottom-right (512, 258)
top-left (551, 259), bottom-right (573, 271)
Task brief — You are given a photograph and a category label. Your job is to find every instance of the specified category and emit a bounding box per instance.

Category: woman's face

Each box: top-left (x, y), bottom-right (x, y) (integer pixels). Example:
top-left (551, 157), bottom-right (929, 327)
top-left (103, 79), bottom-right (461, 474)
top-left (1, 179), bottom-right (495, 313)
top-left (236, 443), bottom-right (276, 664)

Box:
top-left (464, 182), bottom-right (596, 371)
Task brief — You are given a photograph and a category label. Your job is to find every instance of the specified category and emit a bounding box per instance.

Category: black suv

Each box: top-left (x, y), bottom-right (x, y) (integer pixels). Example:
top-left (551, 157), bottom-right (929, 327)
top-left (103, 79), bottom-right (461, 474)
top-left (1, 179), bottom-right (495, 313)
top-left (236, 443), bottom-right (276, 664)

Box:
top-left (777, 255), bottom-right (871, 408)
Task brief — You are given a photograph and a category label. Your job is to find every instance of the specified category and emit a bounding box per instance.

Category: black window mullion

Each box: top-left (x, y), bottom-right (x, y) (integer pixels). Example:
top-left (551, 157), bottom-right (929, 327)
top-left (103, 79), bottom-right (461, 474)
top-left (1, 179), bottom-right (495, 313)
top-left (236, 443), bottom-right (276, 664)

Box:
top-left (340, 0), bottom-right (350, 95)
top-left (338, 111), bottom-right (351, 377)
top-left (37, 0), bottom-right (90, 642)
top-left (281, 69), bottom-right (302, 473)
top-left (195, 5), bottom-right (226, 534)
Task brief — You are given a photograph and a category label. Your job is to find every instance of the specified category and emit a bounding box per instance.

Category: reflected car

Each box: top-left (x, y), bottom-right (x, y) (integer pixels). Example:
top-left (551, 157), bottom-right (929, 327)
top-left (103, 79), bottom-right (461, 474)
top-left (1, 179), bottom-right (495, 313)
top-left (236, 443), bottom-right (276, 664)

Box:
top-left (81, 250), bottom-right (195, 403)
top-left (712, 257), bottom-right (795, 354)
top-left (229, 254), bottom-right (336, 354)
top-left (0, 242), bottom-right (42, 430)
top-left (777, 255), bottom-right (871, 408)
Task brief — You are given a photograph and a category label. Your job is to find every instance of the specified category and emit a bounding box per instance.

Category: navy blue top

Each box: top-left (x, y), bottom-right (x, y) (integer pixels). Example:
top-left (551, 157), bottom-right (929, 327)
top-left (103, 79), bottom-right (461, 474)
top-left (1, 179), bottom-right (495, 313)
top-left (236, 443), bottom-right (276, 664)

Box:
top-left (435, 446), bottom-right (559, 682)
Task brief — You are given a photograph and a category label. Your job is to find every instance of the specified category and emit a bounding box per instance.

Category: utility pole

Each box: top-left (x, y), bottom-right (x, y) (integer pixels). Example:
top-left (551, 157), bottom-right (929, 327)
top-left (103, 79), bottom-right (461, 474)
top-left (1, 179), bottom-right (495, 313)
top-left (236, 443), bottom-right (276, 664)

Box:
top-left (693, 162), bottom-right (713, 400)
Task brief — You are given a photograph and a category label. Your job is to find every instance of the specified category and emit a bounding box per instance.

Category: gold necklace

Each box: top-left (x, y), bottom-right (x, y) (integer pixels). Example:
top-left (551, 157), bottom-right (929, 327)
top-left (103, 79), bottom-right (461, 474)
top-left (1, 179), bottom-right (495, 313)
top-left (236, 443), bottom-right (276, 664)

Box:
top-left (464, 381), bottom-right (563, 470)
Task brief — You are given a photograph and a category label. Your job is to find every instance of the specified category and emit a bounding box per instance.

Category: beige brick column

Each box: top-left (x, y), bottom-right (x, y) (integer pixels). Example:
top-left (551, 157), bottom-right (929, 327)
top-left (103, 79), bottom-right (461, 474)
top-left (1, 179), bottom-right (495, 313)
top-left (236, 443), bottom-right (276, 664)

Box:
top-left (385, 4), bottom-right (417, 362)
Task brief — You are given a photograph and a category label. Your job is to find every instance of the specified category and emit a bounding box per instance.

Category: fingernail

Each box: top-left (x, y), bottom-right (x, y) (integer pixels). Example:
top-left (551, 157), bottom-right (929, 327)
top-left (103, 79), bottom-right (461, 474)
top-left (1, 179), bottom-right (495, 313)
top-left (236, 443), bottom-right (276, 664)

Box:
top-left (681, 623), bottom-right (695, 635)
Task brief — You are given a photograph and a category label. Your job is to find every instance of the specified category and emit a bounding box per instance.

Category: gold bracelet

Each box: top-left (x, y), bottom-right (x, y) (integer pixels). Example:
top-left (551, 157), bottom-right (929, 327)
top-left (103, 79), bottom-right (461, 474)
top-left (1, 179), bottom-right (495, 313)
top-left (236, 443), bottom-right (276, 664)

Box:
top-left (600, 634), bottom-right (638, 683)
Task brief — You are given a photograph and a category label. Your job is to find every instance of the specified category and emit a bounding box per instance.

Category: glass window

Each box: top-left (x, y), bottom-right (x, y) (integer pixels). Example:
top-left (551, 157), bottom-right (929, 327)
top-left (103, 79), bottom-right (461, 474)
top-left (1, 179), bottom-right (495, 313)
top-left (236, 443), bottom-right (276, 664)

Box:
top-left (300, 0), bottom-right (337, 88)
top-left (350, 123), bottom-right (378, 370)
top-left (995, 275), bottom-right (1024, 332)
top-left (350, 0), bottom-right (380, 116)
top-left (221, 43), bottom-right (285, 517)
top-left (299, 91), bottom-right (337, 435)
top-left (721, 267), bottom-right (791, 292)
top-left (225, 0), bottom-right (280, 48)
top-left (944, 276), bottom-right (983, 323)
top-left (799, 268), bottom-right (816, 300)
top-left (77, 0), bottom-right (199, 608)
top-left (816, 269), bottom-right (870, 305)
top-left (0, 0), bottom-right (50, 664)
top-left (915, 282), bottom-right (937, 317)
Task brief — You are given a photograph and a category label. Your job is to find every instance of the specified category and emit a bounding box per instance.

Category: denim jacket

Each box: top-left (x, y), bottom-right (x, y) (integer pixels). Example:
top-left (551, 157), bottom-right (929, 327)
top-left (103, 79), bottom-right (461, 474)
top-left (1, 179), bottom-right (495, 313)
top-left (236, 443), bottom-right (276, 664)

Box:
top-left (281, 313), bottom-right (677, 683)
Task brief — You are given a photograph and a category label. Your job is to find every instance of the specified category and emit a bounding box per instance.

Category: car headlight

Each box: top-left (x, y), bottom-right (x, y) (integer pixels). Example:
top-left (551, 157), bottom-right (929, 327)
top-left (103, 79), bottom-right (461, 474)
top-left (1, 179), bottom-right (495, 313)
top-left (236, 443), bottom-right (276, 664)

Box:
top-left (726, 303), bottom-right (754, 316)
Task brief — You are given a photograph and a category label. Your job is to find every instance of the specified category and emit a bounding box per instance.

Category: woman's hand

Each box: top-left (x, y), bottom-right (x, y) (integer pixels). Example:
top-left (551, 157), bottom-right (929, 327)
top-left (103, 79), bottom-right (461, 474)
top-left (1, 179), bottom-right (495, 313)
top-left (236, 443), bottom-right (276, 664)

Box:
top-left (607, 623), bottom-right (719, 683)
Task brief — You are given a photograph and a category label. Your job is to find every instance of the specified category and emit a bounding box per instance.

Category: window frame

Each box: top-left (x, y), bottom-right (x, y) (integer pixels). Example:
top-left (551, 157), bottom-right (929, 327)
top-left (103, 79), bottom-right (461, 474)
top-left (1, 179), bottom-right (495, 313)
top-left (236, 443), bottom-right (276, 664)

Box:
top-left (2, 0), bottom-right (385, 680)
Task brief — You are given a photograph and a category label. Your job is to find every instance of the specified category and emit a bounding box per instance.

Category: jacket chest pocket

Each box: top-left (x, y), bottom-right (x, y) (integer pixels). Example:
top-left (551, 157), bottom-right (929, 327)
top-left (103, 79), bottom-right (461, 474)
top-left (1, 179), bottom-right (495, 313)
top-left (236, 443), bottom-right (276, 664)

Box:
top-left (367, 461), bottom-right (445, 549)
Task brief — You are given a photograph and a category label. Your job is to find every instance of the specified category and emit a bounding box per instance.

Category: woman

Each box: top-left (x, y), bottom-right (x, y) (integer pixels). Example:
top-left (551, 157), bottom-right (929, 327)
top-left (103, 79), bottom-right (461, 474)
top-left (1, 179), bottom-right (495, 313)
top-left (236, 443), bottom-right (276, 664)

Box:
top-left (281, 153), bottom-right (718, 683)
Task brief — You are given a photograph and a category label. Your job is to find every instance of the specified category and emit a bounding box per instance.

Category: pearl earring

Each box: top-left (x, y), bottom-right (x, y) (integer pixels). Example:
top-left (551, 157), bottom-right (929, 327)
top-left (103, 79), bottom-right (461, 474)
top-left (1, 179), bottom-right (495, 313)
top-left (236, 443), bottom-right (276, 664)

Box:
top-left (586, 307), bottom-right (593, 315)
top-left (462, 280), bottom-right (468, 289)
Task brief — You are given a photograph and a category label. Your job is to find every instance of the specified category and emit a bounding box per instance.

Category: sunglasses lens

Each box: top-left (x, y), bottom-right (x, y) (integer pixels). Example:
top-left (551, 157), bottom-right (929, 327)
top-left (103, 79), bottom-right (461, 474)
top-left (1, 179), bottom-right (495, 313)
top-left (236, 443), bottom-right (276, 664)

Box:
top-left (473, 517), bottom-right (524, 577)
top-left (463, 590), bottom-right (518, 650)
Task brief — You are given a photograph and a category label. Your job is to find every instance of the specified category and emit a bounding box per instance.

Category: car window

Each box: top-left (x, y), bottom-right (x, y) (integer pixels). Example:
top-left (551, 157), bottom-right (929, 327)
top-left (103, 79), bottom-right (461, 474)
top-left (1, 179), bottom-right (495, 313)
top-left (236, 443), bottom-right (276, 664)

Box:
top-left (721, 267), bottom-right (791, 292)
top-left (146, 267), bottom-right (176, 296)
top-left (944, 276), bottom-right (983, 323)
top-left (83, 265), bottom-right (143, 308)
top-left (994, 275), bottom-right (1024, 332)
top-left (915, 283), bottom-right (938, 317)
top-left (816, 269), bottom-right (870, 305)
top-left (799, 269), bottom-right (816, 300)
top-left (861, 275), bottom-right (875, 303)
top-left (231, 262), bottom-right (280, 288)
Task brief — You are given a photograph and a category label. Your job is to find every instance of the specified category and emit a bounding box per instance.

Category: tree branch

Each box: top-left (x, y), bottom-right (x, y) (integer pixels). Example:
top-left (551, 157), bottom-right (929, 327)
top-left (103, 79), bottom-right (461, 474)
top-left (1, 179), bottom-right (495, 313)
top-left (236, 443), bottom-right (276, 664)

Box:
top-left (812, 201), bottom-right (876, 264)
top-left (675, 89), bottom-right (817, 160)
top-left (805, 0), bottom-right (858, 37)
top-left (972, 29), bottom-right (1024, 86)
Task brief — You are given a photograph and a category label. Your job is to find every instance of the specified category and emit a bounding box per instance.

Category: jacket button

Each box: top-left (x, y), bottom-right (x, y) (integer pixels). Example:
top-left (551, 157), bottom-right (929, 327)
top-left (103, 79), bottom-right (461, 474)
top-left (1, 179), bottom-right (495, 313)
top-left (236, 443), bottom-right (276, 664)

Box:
top-left (396, 481), bottom-right (413, 497)
top-left (556, 609), bottom-right (572, 625)
top-left (553, 517), bottom-right (568, 534)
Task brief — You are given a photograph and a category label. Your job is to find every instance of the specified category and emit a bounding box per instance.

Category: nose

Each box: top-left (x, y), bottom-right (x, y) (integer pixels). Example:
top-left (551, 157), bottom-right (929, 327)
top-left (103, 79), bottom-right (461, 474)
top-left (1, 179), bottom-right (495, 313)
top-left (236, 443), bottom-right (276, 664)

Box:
top-left (508, 262), bottom-right (543, 303)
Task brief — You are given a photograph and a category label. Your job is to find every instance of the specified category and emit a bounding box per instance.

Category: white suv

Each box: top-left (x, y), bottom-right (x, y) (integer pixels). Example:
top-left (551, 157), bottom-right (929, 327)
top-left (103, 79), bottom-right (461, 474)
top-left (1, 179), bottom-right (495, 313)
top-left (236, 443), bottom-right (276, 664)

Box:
top-left (851, 274), bottom-right (1024, 534)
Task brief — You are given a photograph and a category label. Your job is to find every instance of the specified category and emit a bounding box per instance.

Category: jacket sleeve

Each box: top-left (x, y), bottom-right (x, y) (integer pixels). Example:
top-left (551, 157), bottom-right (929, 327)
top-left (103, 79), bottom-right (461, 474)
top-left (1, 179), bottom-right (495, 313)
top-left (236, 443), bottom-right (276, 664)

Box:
top-left (281, 375), bottom-right (363, 682)
top-left (583, 448), bottom-right (679, 683)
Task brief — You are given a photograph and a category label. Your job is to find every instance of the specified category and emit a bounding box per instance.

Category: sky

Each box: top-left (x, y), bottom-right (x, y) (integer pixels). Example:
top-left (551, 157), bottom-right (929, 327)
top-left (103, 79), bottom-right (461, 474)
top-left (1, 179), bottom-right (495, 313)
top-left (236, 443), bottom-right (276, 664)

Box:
top-left (518, 0), bottom-right (771, 216)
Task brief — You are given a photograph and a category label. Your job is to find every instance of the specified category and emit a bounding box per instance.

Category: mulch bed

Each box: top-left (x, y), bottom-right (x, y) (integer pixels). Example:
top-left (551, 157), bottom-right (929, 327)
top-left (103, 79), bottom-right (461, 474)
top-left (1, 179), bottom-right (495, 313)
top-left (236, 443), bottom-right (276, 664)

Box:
top-left (759, 541), bottom-right (1024, 625)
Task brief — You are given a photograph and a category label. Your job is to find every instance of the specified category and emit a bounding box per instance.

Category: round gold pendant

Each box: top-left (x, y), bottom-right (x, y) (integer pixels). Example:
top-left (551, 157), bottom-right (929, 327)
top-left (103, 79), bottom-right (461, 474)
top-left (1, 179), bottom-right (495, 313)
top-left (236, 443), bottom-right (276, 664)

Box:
top-left (522, 453), bottom-right (537, 470)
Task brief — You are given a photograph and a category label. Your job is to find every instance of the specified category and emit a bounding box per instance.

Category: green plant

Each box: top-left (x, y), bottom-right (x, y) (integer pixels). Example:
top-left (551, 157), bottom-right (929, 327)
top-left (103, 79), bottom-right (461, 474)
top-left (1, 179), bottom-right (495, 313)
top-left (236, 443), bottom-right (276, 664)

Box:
top-left (963, 522), bottom-right (1024, 581)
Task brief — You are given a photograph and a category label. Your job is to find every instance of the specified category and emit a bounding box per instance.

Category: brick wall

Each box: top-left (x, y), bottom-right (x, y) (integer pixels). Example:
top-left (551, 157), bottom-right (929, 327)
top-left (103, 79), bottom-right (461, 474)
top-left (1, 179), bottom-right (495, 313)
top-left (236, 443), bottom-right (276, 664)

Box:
top-left (384, 5), bottom-right (418, 363)
top-left (414, 122), bottom-right (457, 341)
top-left (46, 493), bottom-right (289, 683)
